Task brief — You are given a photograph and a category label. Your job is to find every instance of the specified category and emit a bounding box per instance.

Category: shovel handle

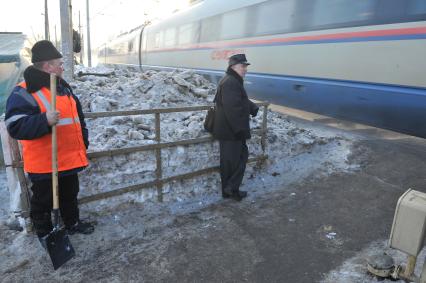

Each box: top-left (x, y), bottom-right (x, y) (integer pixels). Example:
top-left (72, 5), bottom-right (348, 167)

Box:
top-left (50, 74), bottom-right (59, 212)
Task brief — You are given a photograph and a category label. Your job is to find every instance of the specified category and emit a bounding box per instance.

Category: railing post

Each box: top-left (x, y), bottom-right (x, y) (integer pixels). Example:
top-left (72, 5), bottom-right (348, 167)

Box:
top-left (0, 122), bottom-right (32, 232)
top-left (261, 104), bottom-right (269, 154)
top-left (155, 112), bottom-right (163, 202)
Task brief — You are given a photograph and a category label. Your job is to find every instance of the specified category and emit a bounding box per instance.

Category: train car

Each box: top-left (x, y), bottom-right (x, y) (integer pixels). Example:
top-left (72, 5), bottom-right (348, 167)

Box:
top-left (99, 0), bottom-right (426, 138)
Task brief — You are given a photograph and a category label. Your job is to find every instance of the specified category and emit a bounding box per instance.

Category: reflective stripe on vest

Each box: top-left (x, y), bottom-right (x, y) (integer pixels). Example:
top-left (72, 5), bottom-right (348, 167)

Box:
top-left (34, 90), bottom-right (81, 126)
top-left (17, 81), bottom-right (88, 173)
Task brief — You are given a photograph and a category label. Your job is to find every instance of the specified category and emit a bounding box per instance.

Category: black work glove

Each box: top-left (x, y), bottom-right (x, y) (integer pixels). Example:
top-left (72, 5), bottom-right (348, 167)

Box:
top-left (251, 106), bottom-right (259, 117)
top-left (235, 131), bottom-right (246, 140)
top-left (84, 139), bottom-right (89, 150)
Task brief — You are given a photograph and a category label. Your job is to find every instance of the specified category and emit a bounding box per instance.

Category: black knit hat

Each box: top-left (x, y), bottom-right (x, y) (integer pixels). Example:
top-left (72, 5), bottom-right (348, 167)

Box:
top-left (31, 40), bottom-right (62, 63)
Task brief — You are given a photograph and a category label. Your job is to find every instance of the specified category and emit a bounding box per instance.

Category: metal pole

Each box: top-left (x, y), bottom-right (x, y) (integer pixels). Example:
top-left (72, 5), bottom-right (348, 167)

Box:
top-left (54, 25), bottom-right (58, 48)
top-left (261, 104), bottom-right (268, 153)
top-left (86, 0), bottom-right (92, 67)
top-left (44, 0), bottom-right (50, 40)
top-left (79, 11), bottom-right (83, 64)
top-left (155, 113), bottom-right (163, 202)
top-left (60, 0), bottom-right (73, 80)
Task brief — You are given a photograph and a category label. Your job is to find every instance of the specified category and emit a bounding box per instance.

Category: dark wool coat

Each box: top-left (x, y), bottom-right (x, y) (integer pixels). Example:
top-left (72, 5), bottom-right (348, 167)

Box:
top-left (212, 67), bottom-right (259, 141)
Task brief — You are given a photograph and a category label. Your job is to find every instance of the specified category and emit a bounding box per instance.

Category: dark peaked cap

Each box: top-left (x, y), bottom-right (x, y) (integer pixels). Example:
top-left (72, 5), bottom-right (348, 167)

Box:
top-left (31, 40), bottom-right (63, 63)
top-left (228, 54), bottom-right (250, 66)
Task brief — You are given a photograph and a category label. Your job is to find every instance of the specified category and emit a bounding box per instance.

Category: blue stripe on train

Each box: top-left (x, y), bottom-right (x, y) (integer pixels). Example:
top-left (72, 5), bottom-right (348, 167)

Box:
top-left (196, 68), bottom-right (426, 138)
top-left (132, 64), bottom-right (426, 138)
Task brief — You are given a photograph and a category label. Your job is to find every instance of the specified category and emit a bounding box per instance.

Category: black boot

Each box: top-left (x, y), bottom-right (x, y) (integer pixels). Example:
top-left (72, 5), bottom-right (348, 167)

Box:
top-left (237, 190), bottom-right (247, 198)
top-left (229, 192), bottom-right (244, 201)
top-left (38, 235), bottom-right (48, 250)
top-left (66, 220), bottom-right (95, 235)
top-left (223, 186), bottom-right (246, 201)
top-left (31, 212), bottom-right (53, 238)
top-left (31, 213), bottom-right (53, 249)
top-left (222, 186), bottom-right (233, 198)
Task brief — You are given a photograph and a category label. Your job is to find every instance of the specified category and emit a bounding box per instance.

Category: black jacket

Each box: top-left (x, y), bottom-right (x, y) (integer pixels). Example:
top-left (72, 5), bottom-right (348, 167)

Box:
top-left (212, 67), bottom-right (259, 140)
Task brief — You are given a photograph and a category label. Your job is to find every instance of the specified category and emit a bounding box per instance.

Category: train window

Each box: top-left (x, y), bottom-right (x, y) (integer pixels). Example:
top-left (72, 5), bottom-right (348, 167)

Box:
top-left (253, 0), bottom-right (296, 36)
top-left (375, 0), bottom-right (426, 24)
top-left (311, 0), bottom-right (374, 28)
top-left (119, 42), bottom-right (126, 54)
top-left (179, 23), bottom-right (194, 45)
top-left (154, 32), bottom-right (162, 48)
top-left (200, 14), bottom-right (222, 42)
top-left (142, 31), bottom-right (148, 51)
top-left (407, 0), bottom-right (426, 14)
top-left (128, 41), bottom-right (133, 53)
top-left (376, 0), bottom-right (407, 22)
top-left (147, 34), bottom-right (155, 50)
top-left (164, 28), bottom-right (176, 47)
top-left (221, 8), bottom-right (247, 40)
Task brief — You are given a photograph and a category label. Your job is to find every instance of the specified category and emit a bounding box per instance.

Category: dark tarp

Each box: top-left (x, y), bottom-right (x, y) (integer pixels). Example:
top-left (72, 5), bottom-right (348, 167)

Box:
top-left (0, 32), bottom-right (28, 114)
top-left (0, 32), bottom-right (26, 63)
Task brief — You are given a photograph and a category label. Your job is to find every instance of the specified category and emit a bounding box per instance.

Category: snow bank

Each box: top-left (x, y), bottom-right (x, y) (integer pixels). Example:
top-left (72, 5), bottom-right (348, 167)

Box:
top-left (70, 65), bottom-right (355, 211)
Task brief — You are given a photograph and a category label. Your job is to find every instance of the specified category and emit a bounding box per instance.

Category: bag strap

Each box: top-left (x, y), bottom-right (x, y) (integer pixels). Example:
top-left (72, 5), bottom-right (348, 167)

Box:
top-left (213, 85), bottom-right (223, 106)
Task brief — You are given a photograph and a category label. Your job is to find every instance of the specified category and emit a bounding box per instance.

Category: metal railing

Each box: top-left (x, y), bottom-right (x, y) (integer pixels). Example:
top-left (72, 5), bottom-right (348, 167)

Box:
top-left (0, 102), bottom-right (269, 209)
top-left (80, 102), bottom-right (269, 204)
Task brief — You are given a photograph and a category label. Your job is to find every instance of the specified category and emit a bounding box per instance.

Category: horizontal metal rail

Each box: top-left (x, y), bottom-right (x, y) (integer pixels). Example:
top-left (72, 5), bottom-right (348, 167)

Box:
top-left (84, 102), bottom-right (269, 118)
top-left (87, 129), bottom-right (265, 159)
top-left (78, 155), bottom-right (268, 204)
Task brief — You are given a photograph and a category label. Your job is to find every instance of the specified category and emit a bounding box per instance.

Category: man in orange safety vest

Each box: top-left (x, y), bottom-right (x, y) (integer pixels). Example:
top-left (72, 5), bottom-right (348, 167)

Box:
top-left (5, 40), bottom-right (94, 245)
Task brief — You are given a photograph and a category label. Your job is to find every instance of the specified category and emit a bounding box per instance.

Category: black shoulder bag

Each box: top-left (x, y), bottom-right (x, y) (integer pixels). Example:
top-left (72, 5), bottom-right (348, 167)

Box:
top-left (204, 91), bottom-right (218, 133)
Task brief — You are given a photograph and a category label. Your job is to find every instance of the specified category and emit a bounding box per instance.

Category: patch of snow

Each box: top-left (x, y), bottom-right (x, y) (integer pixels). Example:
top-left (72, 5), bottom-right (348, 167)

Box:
top-left (322, 240), bottom-right (426, 283)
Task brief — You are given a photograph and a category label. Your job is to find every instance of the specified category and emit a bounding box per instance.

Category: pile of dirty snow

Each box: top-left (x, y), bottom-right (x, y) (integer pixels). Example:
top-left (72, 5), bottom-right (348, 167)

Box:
top-left (68, 65), bottom-right (357, 210)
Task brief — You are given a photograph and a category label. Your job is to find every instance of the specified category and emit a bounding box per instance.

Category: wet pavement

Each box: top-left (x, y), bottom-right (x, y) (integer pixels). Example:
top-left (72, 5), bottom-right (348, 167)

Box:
top-left (140, 125), bottom-right (426, 283)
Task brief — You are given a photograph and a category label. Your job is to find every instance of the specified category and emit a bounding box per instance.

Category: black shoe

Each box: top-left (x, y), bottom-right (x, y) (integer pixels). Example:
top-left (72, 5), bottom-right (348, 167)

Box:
top-left (66, 220), bottom-right (95, 235)
top-left (38, 235), bottom-right (48, 250)
top-left (222, 186), bottom-right (247, 201)
top-left (226, 191), bottom-right (244, 201)
top-left (32, 212), bottom-right (53, 238)
top-left (223, 191), bottom-right (247, 199)
top-left (229, 192), bottom-right (243, 201)
top-left (222, 186), bottom-right (233, 199)
top-left (238, 191), bottom-right (247, 198)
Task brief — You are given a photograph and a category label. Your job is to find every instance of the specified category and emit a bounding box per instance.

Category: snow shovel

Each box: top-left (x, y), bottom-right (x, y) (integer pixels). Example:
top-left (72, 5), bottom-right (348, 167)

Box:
top-left (45, 73), bottom-right (75, 270)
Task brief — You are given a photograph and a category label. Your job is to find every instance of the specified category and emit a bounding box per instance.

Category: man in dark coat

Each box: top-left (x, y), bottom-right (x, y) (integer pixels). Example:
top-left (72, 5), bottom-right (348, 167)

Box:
top-left (212, 54), bottom-right (259, 201)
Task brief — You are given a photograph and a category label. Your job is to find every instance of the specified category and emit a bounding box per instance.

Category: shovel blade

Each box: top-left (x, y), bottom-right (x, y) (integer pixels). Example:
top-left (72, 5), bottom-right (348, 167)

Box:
top-left (46, 228), bottom-right (75, 270)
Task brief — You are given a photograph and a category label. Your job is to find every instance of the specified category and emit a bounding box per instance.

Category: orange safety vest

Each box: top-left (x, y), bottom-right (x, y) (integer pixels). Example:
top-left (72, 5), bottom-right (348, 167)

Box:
top-left (18, 82), bottom-right (88, 173)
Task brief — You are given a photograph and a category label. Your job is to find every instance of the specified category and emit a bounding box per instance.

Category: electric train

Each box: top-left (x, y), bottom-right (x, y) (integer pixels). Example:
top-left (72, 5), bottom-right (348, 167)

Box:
top-left (99, 0), bottom-right (426, 138)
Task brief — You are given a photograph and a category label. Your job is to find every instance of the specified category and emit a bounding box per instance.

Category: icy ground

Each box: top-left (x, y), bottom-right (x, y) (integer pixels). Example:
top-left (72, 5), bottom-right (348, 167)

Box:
top-left (1, 65), bottom-right (422, 281)
top-left (322, 241), bottom-right (426, 283)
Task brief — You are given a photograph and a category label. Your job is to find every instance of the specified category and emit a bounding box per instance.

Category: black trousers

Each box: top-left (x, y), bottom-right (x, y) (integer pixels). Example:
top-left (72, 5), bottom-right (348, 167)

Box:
top-left (30, 174), bottom-right (80, 236)
top-left (219, 139), bottom-right (248, 194)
